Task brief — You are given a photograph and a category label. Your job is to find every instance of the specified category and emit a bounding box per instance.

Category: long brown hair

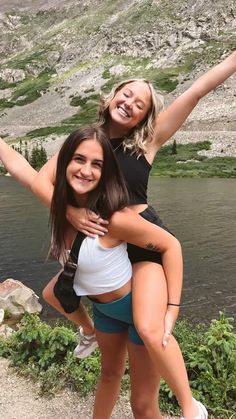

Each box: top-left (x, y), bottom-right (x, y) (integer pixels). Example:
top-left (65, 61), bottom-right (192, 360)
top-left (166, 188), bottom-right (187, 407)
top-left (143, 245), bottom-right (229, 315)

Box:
top-left (50, 125), bottom-right (129, 259)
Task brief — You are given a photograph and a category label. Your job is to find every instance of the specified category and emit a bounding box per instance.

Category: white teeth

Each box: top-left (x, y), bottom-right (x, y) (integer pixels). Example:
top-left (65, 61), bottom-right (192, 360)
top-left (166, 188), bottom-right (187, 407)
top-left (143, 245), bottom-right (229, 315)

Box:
top-left (75, 176), bottom-right (91, 182)
top-left (118, 106), bottom-right (130, 118)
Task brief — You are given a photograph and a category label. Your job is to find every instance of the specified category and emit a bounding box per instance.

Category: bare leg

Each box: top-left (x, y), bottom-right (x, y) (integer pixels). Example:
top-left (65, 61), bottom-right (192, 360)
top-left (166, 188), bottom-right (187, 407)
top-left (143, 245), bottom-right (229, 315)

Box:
top-left (132, 262), bottom-right (197, 418)
top-left (128, 341), bottom-right (162, 419)
top-left (93, 329), bottom-right (128, 419)
top-left (42, 272), bottom-right (94, 334)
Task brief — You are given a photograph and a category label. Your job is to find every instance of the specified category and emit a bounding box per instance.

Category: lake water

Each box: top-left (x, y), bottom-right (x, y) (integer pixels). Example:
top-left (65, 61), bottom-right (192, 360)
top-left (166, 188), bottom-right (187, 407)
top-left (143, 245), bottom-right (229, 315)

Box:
top-left (0, 176), bottom-right (235, 326)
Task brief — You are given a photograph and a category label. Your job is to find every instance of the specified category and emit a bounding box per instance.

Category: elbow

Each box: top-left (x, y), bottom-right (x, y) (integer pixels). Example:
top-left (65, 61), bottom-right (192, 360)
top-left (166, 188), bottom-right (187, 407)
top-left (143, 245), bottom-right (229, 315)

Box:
top-left (30, 177), bottom-right (50, 207)
top-left (173, 236), bottom-right (182, 254)
top-left (167, 236), bottom-right (182, 259)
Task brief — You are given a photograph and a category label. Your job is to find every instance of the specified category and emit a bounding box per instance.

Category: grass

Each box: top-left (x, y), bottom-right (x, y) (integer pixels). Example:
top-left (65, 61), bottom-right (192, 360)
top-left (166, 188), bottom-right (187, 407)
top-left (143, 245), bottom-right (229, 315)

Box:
top-left (100, 54), bottom-right (181, 93)
top-left (0, 78), bottom-right (17, 90)
top-left (26, 94), bottom-right (99, 138)
top-left (0, 68), bottom-right (56, 110)
top-left (152, 141), bottom-right (236, 178)
top-left (112, 0), bottom-right (178, 32)
top-left (70, 94), bottom-right (99, 107)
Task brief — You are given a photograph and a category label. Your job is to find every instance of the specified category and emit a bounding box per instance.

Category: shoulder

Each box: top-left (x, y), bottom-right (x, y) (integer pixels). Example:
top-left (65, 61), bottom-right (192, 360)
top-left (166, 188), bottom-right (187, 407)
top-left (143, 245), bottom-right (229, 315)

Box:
top-left (108, 207), bottom-right (152, 241)
top-left (110, 207), bottom-right (135, 227)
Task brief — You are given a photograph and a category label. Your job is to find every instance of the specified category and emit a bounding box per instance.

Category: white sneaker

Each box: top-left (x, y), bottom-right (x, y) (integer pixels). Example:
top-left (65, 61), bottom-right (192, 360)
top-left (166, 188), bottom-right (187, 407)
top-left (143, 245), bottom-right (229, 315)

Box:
top-left (180, 397), bottom-right (208, 419)
top-left (73, 327), bottom-right (98, 359)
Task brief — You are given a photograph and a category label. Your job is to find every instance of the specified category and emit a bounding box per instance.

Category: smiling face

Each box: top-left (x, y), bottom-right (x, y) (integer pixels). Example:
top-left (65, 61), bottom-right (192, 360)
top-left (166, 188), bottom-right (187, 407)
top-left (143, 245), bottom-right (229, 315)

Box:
top-left (108, 81), bottom-right (152, 136)
top-left (66, 139), bottom-right (103, 204)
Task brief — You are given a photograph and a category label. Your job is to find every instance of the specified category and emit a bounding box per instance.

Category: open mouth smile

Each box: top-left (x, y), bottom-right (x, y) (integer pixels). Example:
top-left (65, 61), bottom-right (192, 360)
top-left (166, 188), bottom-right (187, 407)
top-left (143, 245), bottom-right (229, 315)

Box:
top-left (74, 175), bottom-right (92, 183)
top-left (117, 105), bottom-right (131, 118)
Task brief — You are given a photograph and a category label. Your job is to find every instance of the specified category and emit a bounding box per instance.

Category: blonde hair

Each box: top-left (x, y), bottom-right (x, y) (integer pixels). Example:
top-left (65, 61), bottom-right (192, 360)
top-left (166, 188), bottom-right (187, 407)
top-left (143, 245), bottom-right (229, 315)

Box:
top-left (97, 79), bottom-right (164, 156)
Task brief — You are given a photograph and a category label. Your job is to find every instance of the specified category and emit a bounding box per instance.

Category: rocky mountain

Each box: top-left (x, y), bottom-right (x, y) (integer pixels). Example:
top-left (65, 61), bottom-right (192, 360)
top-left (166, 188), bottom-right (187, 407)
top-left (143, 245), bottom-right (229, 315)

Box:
top-left (0, 0), bottom-right (236, 157)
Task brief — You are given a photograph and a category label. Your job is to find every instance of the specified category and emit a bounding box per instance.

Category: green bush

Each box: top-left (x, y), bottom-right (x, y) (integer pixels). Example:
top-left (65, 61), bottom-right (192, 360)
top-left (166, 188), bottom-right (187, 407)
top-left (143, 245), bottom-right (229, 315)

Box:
top-left (0, 312), bottom-right (235, 416)
top-left (0, 313), bottom-right (101, 395)
top-left (159, 312), bottom-right (236, 417)
top-left (187, 312), bottom-right (236, 417)
top-left (152, 141), bottom-right (236, 178)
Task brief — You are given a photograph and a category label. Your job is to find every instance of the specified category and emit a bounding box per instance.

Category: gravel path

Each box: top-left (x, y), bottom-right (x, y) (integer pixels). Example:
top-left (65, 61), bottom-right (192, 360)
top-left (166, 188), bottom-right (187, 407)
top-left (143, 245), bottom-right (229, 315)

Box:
top-left (0, 358), bottom-right (175, 419)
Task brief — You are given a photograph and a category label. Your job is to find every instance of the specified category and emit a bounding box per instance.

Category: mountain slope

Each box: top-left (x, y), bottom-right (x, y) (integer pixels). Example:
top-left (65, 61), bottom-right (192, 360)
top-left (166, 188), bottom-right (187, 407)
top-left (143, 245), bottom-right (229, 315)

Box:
top-left (0, 0), bottom-right (235, 157)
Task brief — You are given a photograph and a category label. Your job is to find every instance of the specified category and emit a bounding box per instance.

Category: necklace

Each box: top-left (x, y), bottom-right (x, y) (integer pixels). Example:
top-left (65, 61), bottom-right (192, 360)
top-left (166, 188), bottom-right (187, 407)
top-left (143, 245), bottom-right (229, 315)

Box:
top-left (111, 138), bottom-right (123, 152)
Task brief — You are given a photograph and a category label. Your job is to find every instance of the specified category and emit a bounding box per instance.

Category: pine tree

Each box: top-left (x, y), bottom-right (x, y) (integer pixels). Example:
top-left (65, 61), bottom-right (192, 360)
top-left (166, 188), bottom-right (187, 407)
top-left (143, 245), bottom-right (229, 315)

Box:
top-left (171, 139), bottom-right (177, 155)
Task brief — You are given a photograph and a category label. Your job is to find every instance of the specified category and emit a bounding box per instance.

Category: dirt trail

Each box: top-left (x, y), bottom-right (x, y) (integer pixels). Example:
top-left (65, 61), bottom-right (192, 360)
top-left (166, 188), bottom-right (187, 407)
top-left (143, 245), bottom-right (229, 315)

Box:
top-left (0, 357), bottom-right (133, 419)
top-left (0, 357), bottom-right (176, 419)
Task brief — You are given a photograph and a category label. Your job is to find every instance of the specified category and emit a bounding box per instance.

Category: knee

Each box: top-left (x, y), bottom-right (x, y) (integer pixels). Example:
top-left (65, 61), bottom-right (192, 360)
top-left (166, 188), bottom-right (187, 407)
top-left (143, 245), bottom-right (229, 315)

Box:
top-left (130, 395), bottom-right (157, 418)
top-left (42, 284), bottom-right (54, 304)
top-left (134, 320), bottom-right (163, 346)
top-left (100, 365), bottom-right (124, 384)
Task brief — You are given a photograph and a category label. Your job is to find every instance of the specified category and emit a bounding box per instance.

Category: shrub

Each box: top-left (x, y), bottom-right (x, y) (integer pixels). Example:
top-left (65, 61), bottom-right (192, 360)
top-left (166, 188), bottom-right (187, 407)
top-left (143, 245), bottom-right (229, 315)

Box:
top-left (159, 312), bottom-right (236, 417)
top-left (0, 312), bottom-right (235, 416)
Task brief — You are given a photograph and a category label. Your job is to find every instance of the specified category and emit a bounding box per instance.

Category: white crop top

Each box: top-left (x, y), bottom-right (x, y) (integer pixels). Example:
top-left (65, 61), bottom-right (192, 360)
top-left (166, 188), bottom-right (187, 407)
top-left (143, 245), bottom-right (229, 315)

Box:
top-left (73, 235), bottom-right (132, 296)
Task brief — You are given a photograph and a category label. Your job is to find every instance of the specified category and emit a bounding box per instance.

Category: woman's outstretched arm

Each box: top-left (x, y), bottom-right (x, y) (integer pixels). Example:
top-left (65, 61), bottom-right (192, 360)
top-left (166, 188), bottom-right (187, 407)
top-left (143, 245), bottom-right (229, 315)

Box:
top-left (30, 153), bottom-right (58, 207)
top-left (153, 50), bottom-right (236, 150)
top-left (0, 137), bottom-right (37, 190)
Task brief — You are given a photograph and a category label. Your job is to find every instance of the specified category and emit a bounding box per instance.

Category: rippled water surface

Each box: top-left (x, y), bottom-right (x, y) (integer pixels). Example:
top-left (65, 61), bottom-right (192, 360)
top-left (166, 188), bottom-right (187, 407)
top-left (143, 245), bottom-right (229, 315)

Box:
top-left (0, 176), bottom-right (235, 325)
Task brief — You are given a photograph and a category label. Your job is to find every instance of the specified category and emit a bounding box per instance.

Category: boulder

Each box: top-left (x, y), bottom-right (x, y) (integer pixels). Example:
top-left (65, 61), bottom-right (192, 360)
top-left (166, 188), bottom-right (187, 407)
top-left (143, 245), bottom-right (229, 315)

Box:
top-left (0, 68), bottom-right (25, 83)
top-left (0, 308), bottom-right (4, 324)
top-left (0, 324), bottom-right (14, 339)
top-left (0, 279), bottom-right (42, 319)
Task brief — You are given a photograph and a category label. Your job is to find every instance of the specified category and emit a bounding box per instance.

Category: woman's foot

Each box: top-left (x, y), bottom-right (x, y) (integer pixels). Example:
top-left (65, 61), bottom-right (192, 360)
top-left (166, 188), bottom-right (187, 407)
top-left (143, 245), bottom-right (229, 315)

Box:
top-left (181, 398), bottom-right (208, 419)
top-left (74, 326), bottom-right (98, 359)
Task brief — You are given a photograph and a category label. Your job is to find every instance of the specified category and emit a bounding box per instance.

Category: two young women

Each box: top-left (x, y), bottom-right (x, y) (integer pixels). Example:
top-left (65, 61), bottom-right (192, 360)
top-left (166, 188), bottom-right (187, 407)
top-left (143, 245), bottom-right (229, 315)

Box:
top-left (0, 50), bottom-right (236, 418)
top-left (49, 124), bottom-right (206, 419)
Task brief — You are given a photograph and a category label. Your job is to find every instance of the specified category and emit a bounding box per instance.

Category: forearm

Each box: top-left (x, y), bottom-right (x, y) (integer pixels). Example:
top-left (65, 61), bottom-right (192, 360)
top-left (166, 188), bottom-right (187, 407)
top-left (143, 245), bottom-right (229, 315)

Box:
top-left (161, 239), bottom-right (183, 305)
top-left (192, 50), bottom-right (236, 99)
top-left (0, 137), bottom-right (37, 189)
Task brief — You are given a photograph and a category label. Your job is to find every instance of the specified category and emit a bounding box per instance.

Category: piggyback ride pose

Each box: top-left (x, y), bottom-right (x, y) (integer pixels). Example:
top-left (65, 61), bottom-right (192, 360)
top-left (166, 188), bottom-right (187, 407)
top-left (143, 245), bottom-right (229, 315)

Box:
top-left (1, 50), bottom-right (236, 418)
top-left (49, 125), bottom-right (207, 419)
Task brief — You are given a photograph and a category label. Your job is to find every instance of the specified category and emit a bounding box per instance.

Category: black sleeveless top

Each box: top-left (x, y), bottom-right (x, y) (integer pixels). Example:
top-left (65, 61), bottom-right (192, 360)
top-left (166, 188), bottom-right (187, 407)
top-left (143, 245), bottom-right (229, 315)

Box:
top-left (110, 138), bottom-right (151, 205)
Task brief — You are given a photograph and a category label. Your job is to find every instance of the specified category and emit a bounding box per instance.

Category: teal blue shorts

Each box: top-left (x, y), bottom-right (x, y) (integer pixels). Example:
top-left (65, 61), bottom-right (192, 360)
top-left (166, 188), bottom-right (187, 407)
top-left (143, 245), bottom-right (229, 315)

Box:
top-left (91, 292), bottom-right (143, 345)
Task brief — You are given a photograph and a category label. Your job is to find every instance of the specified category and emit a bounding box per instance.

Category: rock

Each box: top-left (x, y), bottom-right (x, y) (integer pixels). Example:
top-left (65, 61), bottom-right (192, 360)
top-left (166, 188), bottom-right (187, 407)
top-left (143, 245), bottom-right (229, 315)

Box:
top-left (0, 308), bottom-right (4, 324)
top-left (0, 279), bottom-right (42, 319)
top-left (0, 69), bottom-right (25, 83)
top-left (0, 324), bottom-right (14, 339)
top-left (109, 64), bottom-right (129, 77)
top-left (46, 50), bottom-right (61, 67)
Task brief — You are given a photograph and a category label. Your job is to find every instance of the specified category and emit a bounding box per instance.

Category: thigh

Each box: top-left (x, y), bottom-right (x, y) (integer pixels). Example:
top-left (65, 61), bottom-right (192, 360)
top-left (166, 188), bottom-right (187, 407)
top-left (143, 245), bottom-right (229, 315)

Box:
top-left (93, 294), bottom-right (144, 346)
top-left (95, 329), bottom-right (128, 373)
top-left (42, 270), bottom-right (63, 306)
top-left (132, 262), bottom-right (168, 330)
top-left (43, 271), bottom-right (88, 324)
top-left (128, 340), bottom-right (160, 400)
top-left (127, 205), bottom-right (173, 265)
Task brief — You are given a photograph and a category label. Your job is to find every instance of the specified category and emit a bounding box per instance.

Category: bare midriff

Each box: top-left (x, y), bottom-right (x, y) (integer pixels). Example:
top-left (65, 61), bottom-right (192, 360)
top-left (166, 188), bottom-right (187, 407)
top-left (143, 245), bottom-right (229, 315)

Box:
top-left (88, 279), bottom-right (131, 303)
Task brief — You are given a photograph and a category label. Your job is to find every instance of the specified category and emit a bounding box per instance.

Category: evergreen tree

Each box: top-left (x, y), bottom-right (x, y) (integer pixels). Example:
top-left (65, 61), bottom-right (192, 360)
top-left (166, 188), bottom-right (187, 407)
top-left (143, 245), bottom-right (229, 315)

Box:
top-left (30, 146), bottom-right (38, 169)
top-left (24, 141), bottom-right (29, 162)
top-left (171, 139), bottom-right (177, 155)
top-left (30, 143), bottom-right (47, 169)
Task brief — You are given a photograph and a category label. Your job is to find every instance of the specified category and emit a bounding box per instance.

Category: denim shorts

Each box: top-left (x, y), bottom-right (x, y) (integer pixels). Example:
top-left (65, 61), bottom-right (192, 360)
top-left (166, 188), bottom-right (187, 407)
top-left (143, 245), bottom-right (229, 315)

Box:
top-left (127, 205), bottom-right (172, 265)
top-left (91, 292), bottom-right (143, 345)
